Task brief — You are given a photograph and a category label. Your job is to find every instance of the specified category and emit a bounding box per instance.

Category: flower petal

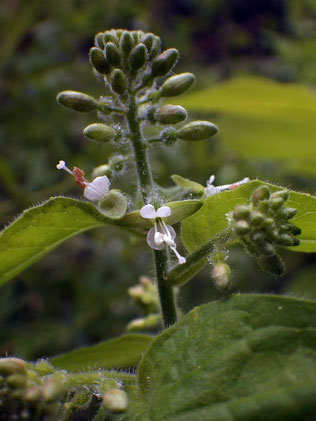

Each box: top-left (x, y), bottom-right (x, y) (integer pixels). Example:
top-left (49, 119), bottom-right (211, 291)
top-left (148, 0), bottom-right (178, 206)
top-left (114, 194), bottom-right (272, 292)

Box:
top-left (146, 227), bottom-right (164, 250)
top-left (140, 204), bottom-right (157, 219)
top-left (84, 176), bottom-right (110, 201)
top-left (157, 206), bottom-right (171, 218)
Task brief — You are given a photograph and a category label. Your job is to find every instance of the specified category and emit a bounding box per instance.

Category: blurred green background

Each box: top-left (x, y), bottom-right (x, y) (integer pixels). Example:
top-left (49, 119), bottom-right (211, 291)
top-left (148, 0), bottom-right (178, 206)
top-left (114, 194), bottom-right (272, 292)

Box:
top-left (1, 0), bottom-right (316, 360)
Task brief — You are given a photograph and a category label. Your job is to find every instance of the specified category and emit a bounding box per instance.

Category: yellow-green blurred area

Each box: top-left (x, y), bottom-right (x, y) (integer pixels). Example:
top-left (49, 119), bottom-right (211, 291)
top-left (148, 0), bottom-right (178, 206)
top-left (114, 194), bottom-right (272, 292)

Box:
top-left (1, 0), bottom-right (316, 360)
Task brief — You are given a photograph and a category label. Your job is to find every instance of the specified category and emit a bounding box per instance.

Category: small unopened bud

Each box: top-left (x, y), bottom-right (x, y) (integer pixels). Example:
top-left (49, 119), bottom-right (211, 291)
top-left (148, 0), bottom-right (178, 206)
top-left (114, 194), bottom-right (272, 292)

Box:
top-left (270, 190), bottom-right (289, 201)
top-left (149, 36), bottom-right (161, 59)
top-left (233, 205), bottom-right (250, 221)
top-left (92, 164), bottom-right (111, 178)
top-left (177, 121), bottom-right (218, 141)
top-left (0, 358), bottom-right (27, 376)
top-left (270, 197), bottom-right (285, 210)
top-left (258, 200), bottom-right (270, 213)
top-left (105, 42), bottom-right (121, 67)
top-left (103, 388), bottom-right (128, 413)
top-left (289, 225), bottom-right (301, 236)
top-left (141, 33), bottom-right (155, 52)
top-left (160, 72), bottom-right (195, 97)
top-left (156, 105), bottom-right (187, 125)
top-left (89, 47), bottom-right (111, 74)
top-left (151, 48), bottom-right (179, 77)
top-left (160, 128), bottom-right (178, 145)
top-left (111, 69), bottom-right (127, 95)
top-left (57, 91), bottom-right (98, 112)
top-left (277, 233), bottom-right (297, 246)
top-left (252, 186), bottom-right (270, 205)
top-left (250, 211), bottom-right (264, 226)
top-left (277, 207), bottom-right (297, 220)
top-left (95, 32), bottom-right (105, 49)
top-left (98, 190), bottom-right (127, 219)
top-left (257, 254), bottom-right (285, 276)
top-left (83, 123), bottom-right (115, 143)
top-left (130, 44), bottom-right (147, 71)
top-left (6, 374), bottom-right (27, 389)
top-left (120, 31), bottom-right (134, 56)
top-left (211, 263), bottom-right (232, 289)
top-left (259, 241), bottom-right (275, 256)
top-left (234, 220), bottom-right (251, 235)
top-left (250, 231), bottom-right (265, 243)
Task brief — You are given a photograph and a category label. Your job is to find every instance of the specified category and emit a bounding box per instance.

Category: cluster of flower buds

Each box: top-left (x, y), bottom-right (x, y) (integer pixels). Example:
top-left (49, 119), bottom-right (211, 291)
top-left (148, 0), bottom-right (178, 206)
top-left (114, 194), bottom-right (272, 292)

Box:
top-left (0, 358), bottom-right (65, 420)
top-left (232, 185), bottom-right (301, 275)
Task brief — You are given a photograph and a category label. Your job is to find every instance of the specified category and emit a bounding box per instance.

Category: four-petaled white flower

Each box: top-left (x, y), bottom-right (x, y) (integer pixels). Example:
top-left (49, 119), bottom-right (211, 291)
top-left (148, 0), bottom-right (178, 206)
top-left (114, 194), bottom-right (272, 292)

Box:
top-left (56, 160), bottom-right (110, 201)
top-left (206, 175), bottom-right (249, 197)
top-left (140, 204), bottom-right (186, 265)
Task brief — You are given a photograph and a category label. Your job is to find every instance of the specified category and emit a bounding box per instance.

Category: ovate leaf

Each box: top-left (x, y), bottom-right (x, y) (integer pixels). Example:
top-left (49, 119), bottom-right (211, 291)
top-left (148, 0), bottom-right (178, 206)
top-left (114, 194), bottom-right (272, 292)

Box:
top-left (0, 197), bottom-right (110, 285)
top-left (127, 294), bottom-right (316, 421)
top-left (181, 180), bottom-right (316, 253)
top-left (175, 76), bottom-right (316, 176)
top-left (51, 334), bottom-right (153, 372)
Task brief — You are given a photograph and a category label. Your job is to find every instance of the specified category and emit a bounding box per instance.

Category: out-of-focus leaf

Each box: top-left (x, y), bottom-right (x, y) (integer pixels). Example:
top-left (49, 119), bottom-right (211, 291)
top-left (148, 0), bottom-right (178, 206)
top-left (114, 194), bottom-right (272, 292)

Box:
top-left (126, 294), bottom-right (316, 421)
top-left (175, 76), bottom-right (316, 176)
top-left (0, 197), bottom-right (111, 286)
top-left (51, 334), bottom-right (153, 372)
top-left (181, 180), bottom-right (316, 252)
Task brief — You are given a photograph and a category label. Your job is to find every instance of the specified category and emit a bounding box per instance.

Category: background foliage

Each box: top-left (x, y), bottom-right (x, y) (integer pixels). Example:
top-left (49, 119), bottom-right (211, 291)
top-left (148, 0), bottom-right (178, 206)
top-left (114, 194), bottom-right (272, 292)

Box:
top-left (1, 0), bottom-right (316, 364)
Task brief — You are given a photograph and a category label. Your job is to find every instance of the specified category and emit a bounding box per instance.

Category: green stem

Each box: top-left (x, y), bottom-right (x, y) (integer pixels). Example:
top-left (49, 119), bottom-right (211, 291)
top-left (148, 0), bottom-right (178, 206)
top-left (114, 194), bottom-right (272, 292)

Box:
top-left (154, 249), bottom-right (177, 327)
top-left (126, 94), bottom-right (153, 203)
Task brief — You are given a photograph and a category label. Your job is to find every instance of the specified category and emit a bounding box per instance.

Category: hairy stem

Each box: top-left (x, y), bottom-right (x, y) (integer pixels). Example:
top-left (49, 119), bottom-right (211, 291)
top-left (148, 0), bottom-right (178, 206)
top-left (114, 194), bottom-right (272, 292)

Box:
top-left (126, 93), bottom-right (153, 203)
top-left (126, 90), bottom-right (178, 327)
top-left (154, 249), bottom-right (177, 327)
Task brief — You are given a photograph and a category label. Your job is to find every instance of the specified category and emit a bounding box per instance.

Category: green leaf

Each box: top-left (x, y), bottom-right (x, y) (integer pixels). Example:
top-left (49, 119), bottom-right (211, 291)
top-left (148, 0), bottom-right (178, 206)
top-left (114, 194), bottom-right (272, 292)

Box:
top-left (171, 174), bottom-right (205, 193)
top-left (181, 180), bottom-right (316, 253)
top-left (51, 334), bottom-right (153, 372)
top-left (127, 294), bottom-right (316, 421)
top-left (175, 76), bottom-right (316, 176)
top-left (0, 197), bottom-right (111, 286)
top-left (116, 200), bottom-right (202, 229)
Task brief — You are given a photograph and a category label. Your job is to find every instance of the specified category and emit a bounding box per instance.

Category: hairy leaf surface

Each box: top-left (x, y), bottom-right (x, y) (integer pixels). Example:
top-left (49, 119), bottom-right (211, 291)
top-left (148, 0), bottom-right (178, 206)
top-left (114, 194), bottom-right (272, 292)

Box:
top-left (127, 294), bottom-right (316, 421)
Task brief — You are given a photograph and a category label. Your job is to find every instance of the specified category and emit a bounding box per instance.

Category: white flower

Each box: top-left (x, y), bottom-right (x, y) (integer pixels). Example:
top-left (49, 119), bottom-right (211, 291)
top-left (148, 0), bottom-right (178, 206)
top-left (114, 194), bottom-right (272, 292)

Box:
top-left (140, 204), bottom-right (186, 265)
top-left (56, 160), bottom-right (110, 201)
top-left (206, 175), bottom-right (249, 197)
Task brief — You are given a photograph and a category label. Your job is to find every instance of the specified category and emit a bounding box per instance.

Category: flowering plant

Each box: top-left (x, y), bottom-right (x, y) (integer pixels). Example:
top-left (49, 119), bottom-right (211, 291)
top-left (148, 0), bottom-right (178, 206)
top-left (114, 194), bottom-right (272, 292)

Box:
top-left (0, 29), bottom-right (315, 421)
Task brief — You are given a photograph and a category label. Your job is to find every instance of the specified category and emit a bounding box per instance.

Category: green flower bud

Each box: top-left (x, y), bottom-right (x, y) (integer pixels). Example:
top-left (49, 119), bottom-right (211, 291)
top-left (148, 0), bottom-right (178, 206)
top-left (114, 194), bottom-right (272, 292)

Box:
top-left (151, 48), bottom-right (179, 77)
top-left (258, 241), bottom-right (275, 257)
top-left (267, 227), bottom-right (279, 241)
top-left (120, 31), bottom-right (135, 55)
top-left (111, 69), bottom-right (127, 95)
top-left (277, 207), bottom-right (297, 220)
top-left (277, 233), bottom-right (297, 247)
top-left (149, 36), bottom-right (161, 59)
top-left (177, 121), bottom-right (218, 141)
top-left (104, 33), bottom-right (117, 44)
top-left (103, 388), bottom-right (128, 413)
top-left (250, 211), bottom-right (265, 226)
top-left (98, 190), bottom-right (127, 219)
top-left (160, 128), bottom-right (178, 145)
top-left (234, 220), bottom-right (251, 235)
top-left (289, 225), bottom-right (302, 236)
top-left (270, 197), bottom-right (285, 210)
top-left (89, 47), bottom-right (111, 74)
top-left (211, 263), bottom-right (232, 289)
top-left (25, 386), bottom-right (43, 403)
top-left (270, 190), bottom-right (289, 201)
top-left (83, 123), bottom-right (115, 143)
top-left (57, 90), bottom-right (98, 112)
top-left (95, 32), bottom-right (105, 49)
top-left (258, 200), bottom-right (270, 214)
top-left (160, 72), bottom-right (195, 97)
top-left (6, 374), bottom-right (27, 389)
top-left (109, 154), bottom-right (126, 172)
top-left (257, 254), bottom-right (285, 276)
top-left (92, 164), bottom-right (111, 178)
top-left (0, 358), bottom-right (27, 377)
top-left (156, 105), bottom-right (187, 125)
top-left (130, 44), bottom-right (147, 71)
top-left (233, 205), bottom-right (251, 221)
top-left (105, 42), bottom-right (121, 67)
top-left (262, 217), bottom-right (274, 229)
top-left (141, 33), bottom-right (155, 52)
top-left (171, 174), bottom-right (205, 194)
top-left (252, 185), bottom-right (270, 205)
top-left (250, 231), bottom-right (265, 243)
